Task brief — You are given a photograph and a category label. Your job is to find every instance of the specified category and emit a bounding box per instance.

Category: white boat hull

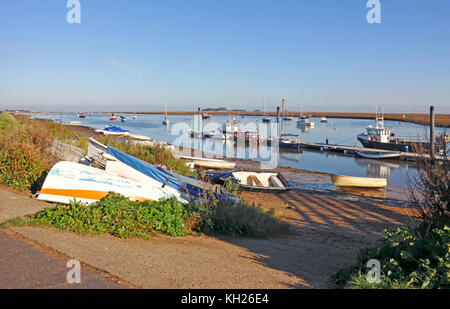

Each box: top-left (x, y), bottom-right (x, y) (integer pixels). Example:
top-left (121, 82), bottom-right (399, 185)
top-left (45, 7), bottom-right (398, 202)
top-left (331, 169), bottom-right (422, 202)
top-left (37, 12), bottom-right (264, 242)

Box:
top-left (37, 161), bottom-right (182, 205)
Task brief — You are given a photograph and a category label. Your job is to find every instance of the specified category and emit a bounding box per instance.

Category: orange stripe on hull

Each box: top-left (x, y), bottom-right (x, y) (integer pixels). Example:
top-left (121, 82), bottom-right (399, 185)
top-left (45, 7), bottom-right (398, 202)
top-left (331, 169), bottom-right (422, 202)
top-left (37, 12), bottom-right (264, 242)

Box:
top-left (40, 188), bottom-right (154, 202)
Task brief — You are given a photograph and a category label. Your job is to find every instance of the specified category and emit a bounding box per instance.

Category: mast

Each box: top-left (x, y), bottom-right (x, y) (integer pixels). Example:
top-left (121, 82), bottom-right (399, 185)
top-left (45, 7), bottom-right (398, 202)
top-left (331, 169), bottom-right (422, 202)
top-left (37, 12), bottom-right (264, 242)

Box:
top-left (263, 96), bottom-right (266, 116)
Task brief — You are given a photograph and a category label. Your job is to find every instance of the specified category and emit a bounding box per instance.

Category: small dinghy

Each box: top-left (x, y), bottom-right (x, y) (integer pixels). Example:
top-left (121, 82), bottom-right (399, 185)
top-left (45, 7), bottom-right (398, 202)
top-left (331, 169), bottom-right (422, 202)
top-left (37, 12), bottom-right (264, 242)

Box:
top-left (207, 171), bottom-right (291, 192)
top-left (127, 134), bottom-right (151, 141)
top-left (331, 174), bottom-right (387, 189)
top-left (355, 150), bottom-right (401, 160)
top-left (178, 156), bottom-right (236, 170)
top-left (95, 125), bottom-right (130, 136)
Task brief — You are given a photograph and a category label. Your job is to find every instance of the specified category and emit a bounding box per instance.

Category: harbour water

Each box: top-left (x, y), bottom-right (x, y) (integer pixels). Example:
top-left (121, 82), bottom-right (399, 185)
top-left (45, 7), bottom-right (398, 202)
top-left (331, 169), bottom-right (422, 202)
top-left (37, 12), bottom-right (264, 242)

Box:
top-left (30, 113), bottom-right (447, 188)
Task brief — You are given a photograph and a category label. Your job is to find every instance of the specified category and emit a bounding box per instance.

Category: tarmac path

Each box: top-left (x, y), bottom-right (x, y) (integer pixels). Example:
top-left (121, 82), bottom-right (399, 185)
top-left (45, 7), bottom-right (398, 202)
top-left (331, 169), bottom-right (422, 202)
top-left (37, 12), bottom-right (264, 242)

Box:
top-left (0, 230), bottom-right (125, 289)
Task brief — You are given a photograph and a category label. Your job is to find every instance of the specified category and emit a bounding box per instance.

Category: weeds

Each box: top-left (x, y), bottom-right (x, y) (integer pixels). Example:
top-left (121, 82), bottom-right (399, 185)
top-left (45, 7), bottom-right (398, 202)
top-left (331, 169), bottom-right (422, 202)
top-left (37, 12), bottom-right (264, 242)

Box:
top-left (334, 225), bottom-right (450, 289)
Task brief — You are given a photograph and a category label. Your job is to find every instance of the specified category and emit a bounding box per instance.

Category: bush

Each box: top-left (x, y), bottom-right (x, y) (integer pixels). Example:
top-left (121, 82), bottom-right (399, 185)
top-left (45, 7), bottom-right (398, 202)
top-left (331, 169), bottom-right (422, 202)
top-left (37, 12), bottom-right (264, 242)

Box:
top-left (188, 199), bottom-right (291, 238)
top-left (334, 225), bottom-right (450, 289)
top-left (32, 193), bottom-right (189, 238)
top-left (0, 114), bottom-right (57, 191)
top-left (407, 141), bottom-right (449, 230)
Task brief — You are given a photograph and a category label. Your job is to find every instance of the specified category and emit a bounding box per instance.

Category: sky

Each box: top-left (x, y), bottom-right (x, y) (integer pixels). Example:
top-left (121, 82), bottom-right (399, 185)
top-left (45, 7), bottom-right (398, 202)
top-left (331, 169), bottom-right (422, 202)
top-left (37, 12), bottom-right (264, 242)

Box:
top-left (0, 0), bottom-right (449, 113)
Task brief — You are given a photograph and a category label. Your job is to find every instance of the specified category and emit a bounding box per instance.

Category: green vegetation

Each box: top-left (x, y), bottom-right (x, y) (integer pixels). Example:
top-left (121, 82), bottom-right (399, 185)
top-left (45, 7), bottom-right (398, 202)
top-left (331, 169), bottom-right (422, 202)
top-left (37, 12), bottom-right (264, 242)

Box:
top-left (0, 112), bottom-right (19, 131)
top-left (0, 113), bottom-right (57, 191)
top-left (14, 193), bottom-right (290, 239)
top-left (334, 225), bottom-right (450, 289)
top-left (32, 193), bottom-right (188, 238)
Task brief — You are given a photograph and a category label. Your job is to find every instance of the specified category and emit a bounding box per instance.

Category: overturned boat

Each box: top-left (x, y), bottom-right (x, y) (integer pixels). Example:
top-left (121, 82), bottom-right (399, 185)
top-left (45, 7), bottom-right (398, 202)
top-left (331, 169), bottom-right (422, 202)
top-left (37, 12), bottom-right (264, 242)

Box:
top-left (37, 161), bottom-right (185, 205)
top-left (85, 139), bottom-right (232, 202)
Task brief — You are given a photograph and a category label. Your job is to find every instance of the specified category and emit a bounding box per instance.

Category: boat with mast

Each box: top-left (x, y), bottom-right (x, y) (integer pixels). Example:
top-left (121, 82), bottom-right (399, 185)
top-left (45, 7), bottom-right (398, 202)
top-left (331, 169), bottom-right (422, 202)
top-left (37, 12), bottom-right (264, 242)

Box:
top-left (281, 97), bottom-right (293, 121)
top-left (262, 97), bottom-right (271, 123)
top-left (162, 100), bottom-right (170, 126)
top-left (296, 92), bottom-right (314, 129)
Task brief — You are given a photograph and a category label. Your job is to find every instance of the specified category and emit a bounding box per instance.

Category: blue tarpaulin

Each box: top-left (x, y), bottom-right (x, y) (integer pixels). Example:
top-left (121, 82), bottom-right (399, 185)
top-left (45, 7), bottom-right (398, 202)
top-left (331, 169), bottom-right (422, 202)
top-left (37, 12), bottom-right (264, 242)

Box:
top-left (107, 146), bottom-right (230, 200)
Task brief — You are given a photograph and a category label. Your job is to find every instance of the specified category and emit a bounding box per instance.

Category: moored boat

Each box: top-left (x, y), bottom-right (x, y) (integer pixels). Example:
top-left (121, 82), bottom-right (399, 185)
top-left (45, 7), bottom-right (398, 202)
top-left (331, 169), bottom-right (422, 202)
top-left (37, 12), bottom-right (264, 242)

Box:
top-left (357, 107), bottom-right (432, 153)
top-left (355, 150), bottom-right (401, 160)
top-left (331, 174), bottom-right (387, 188)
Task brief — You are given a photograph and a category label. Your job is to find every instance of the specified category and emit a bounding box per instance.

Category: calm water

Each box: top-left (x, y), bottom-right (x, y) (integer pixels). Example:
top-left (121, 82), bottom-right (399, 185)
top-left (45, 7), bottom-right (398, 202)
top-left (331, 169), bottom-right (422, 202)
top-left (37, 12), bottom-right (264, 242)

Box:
top-left (29, 113), bottom-right (447, 188)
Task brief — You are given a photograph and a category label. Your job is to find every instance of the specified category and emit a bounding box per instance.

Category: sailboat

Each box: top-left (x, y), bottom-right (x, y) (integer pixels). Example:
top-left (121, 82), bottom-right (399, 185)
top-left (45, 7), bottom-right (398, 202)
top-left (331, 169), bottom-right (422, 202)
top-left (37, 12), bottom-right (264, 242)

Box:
top-left (280, 97), bottom-right (293, 121)
top-left (162, 100), bottom-right (170, 126)
top-left (262, 97), bottom-right (271, 123)
top-left (296, 92), bottom-right (314, 129)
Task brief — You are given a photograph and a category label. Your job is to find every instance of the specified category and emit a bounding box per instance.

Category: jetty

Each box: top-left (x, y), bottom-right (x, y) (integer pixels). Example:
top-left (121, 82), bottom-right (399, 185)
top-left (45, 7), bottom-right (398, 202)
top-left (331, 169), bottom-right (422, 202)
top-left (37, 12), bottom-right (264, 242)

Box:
top-left (297, 141), bottom-right (447, 162)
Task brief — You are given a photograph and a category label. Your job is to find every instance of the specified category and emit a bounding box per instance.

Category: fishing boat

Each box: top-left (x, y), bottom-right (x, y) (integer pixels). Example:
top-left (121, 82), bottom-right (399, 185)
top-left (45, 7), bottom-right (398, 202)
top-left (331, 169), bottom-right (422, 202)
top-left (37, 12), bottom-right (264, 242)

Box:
top-left (78, 113), bottom-right (86, 119)
top-left (37, 161), bottom-right (183, 205)
top-left (120, 115), bottom-right (126, 122)
top-left (355, 150), bottom-right (401, 160)
top-left (162, 100), bottom-right (170, 126)
top-left (202, 113), bottom-right (211, 120)
top-left (109, 113), bottom-right (117, 121)
top-left (321, 116), bottom-right (328, 123)
top-left (132, 115), bottom-right (138, 120)
top-left (331, 174), bottom-right (387, 189)
top-left (68, 121), bottom-right (82, 125)
top-left (357, 107), bottom-right (431, 153)
top-left (206, 171), bottom-right (290, 192)
top-left (95, 125), bottom-right (130, 136)
top-left (178, 156), bottom-right (236, 169)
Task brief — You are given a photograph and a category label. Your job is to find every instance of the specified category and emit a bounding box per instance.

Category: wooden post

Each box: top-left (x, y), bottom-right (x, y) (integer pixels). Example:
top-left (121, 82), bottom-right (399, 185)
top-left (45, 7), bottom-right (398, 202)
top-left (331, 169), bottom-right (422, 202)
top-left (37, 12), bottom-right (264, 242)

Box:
top-left (430, 106), bottom-right (435, 158)
top-left (276, 106), bottom-right (280, 139)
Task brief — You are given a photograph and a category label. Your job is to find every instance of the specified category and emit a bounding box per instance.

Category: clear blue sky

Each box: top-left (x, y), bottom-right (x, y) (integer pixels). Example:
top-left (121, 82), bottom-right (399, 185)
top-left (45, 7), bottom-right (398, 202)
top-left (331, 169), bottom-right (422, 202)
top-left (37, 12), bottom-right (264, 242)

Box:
top-left (1, 0), bottom-right (449, 113)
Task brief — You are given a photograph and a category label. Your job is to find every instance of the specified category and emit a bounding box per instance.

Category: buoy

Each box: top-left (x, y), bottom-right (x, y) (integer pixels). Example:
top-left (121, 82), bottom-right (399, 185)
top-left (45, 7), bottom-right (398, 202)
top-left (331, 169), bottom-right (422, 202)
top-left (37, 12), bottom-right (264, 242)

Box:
top-left (334, 127), bottom-right (337, 131)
